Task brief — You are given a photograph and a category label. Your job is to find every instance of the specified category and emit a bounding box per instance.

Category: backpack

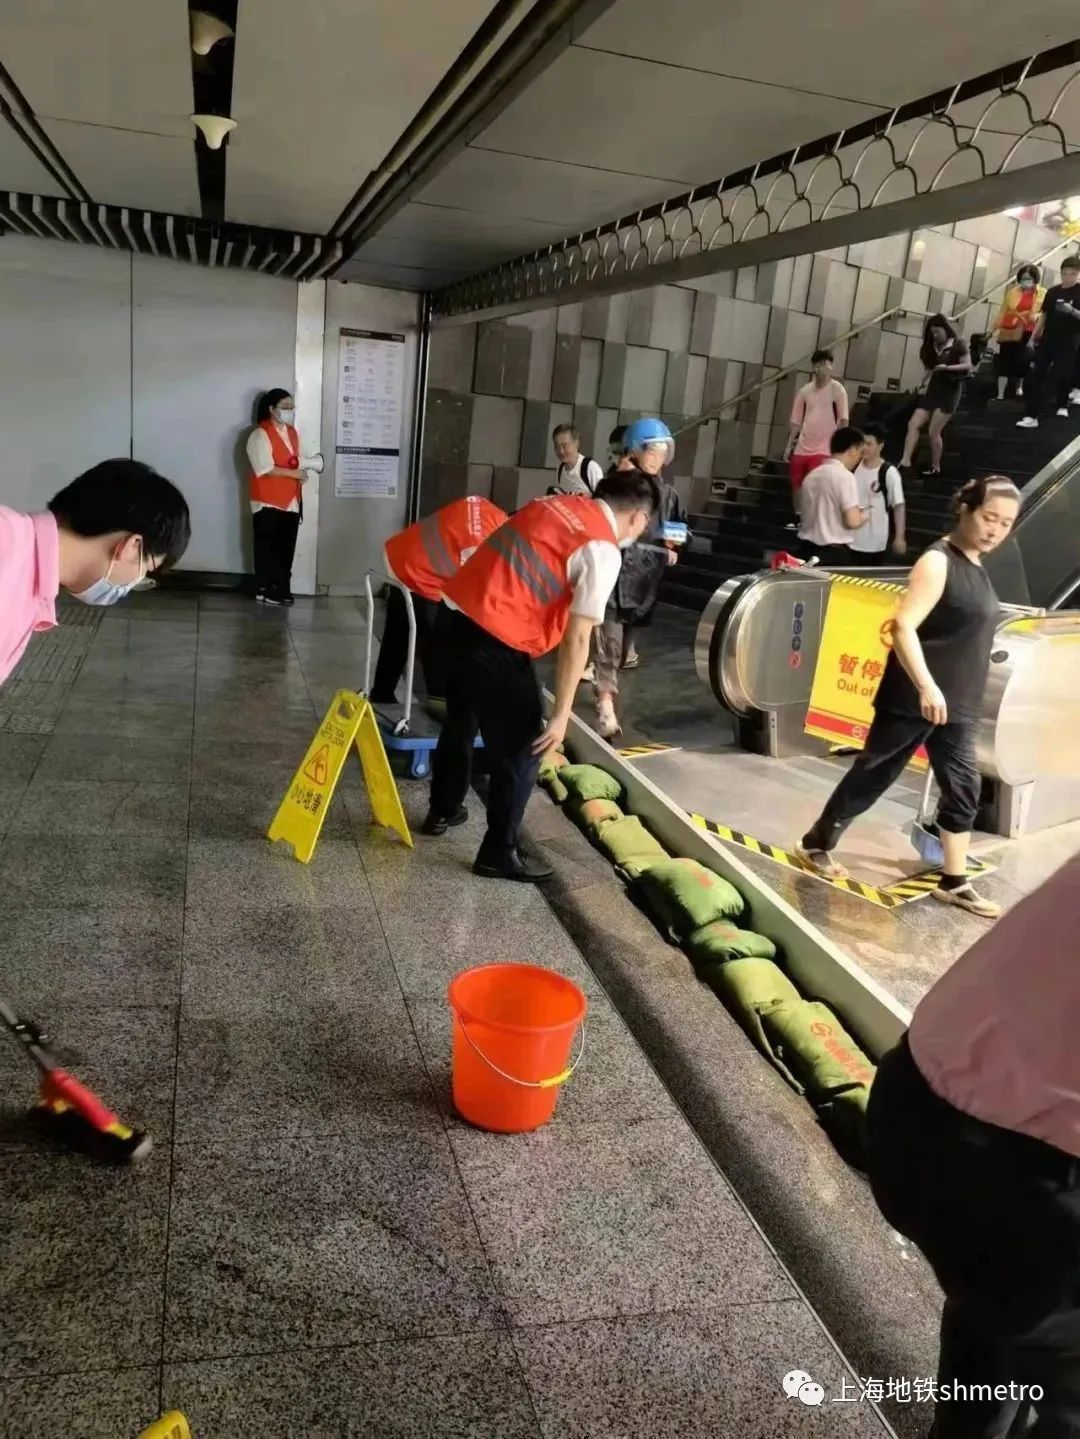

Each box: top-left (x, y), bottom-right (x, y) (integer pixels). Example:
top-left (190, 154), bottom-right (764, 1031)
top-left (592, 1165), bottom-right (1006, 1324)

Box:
top-left (552, 457), bottom-right (597, 495)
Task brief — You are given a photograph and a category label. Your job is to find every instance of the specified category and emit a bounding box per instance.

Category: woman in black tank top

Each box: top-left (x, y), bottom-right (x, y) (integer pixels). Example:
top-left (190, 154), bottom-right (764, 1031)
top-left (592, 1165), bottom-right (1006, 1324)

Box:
top-left (798, 475), bottom-right (1021, 919)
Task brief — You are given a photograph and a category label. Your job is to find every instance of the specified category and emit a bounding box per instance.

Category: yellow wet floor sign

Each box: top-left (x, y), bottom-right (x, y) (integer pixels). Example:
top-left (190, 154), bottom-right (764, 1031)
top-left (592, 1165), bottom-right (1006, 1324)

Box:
top-left (268, 690), bottom-right (412, 862)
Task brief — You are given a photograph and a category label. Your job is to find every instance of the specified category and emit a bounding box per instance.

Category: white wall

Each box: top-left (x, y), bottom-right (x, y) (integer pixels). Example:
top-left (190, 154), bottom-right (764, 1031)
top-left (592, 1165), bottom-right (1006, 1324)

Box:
top-left (132, 256), bottom-right (298, 574)
top-left (0, 239), bottom-right (132, 510)
top-left (318, 282), bottom-right (420, 593)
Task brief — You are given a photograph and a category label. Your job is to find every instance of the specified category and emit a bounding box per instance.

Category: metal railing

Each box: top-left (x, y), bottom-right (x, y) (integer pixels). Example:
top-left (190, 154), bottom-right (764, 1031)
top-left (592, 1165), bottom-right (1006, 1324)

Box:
top-left (673, 234), bottom-right (1077, 439)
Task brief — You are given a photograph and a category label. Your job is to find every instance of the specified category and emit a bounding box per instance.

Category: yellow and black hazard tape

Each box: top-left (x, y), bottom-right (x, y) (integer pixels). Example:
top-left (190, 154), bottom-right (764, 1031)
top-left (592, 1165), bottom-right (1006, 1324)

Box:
top-left (617, 742), bottom-right (679, 759)
top-left (689, 813), bottom-right (994, 909)
top-left (826, 573), bottom-right (905, 594)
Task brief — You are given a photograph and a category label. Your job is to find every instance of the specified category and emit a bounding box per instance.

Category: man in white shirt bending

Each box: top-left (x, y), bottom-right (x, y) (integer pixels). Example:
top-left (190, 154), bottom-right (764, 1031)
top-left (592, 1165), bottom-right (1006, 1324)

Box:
top-left (851, 423), bottom-right (907, 564)
top-left (784, 349), bottom-right (850, 516)
top-left (552, 425), bottom-right (604, 495)
top-left (797, 427), bottom-right (868, 567)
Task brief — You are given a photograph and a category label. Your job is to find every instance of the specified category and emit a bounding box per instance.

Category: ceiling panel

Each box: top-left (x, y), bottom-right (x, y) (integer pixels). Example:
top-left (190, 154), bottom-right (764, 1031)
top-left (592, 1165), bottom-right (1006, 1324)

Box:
top-left (576, 0), bottom-right (1080, 106)
top-left (43, 121), bottom-right (200, 216)
top-left (418, 148), bottom-right (682, 232)
top-left (476, 48), bottom-right (882, 187)
top-left (226, 0), bottom-right (498, 233)
top-left (1, 0), bottom-right (193, 137)
top-left (0, 120), bottom-right (66, 196)
top-left (335, 258), bottom-right (462, 290)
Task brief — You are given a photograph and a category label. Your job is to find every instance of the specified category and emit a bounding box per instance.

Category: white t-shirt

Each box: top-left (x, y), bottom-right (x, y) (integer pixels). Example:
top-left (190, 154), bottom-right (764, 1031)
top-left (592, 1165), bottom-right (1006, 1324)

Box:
top-left (442, 499), bottom-right (621, 627)
top-left (556, 456), bottom-right (604, 495)
top-left (247, 423), bottom-right (301, 515)
top-left (798, 459), bottom-right (860, 547)
top-left (850, 461), bottom-right (904, 554)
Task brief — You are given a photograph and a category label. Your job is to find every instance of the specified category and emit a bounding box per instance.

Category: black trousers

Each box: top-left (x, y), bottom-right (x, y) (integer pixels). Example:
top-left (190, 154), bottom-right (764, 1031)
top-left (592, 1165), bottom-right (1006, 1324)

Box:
top-left (867, 1039), bottom-right (1080, 1437)
top-left (370, 590), bottom-right (449, 701)
top-left (252, 507), bottom-right (300, 597)
top-left (429, 612), bottom-right (543, 863)
top-left (1024, 339), bottom-right (1079, 417)
top-left (799, 540), bottom-right (855, 568)
top-left (803, 709), bottom-right (980, 856)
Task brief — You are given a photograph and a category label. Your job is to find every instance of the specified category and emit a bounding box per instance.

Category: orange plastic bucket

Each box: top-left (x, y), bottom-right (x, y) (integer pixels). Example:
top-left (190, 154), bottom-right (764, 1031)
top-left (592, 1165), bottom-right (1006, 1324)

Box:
top-left (448, 964), bottom-right (587, 1133)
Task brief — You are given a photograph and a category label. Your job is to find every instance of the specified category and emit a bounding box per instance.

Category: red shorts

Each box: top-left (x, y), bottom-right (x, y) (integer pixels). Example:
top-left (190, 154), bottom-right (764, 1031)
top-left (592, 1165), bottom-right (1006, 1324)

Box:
top-left (789, 453), bottom-right (829, 491)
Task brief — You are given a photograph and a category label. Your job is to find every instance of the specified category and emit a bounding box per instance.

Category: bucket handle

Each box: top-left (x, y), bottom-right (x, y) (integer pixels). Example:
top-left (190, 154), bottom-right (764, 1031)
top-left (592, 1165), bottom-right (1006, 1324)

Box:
top-left (457, 1018), bottom-right (586, 1089)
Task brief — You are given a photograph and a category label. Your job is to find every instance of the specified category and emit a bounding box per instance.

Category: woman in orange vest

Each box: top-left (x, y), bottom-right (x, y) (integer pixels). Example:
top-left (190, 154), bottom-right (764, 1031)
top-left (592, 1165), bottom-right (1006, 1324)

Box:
top-left (246, 388), bottom-right (318, 606)
top-left (372, 495), bottom-right (507, 706)
top-left (425, 471), bottom-right (657, 880)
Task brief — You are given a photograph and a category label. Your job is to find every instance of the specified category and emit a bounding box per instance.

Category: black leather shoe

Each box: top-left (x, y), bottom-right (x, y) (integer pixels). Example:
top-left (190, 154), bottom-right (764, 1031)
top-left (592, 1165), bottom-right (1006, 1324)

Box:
top-left (472, 847), bottom-right (553, 882)
top-left (420, 805), bottom-right (468, 837)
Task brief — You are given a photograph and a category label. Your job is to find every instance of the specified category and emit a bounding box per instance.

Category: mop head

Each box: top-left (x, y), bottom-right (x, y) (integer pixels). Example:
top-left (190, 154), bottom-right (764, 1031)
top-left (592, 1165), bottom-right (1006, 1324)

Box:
top-left (32, 1070), bottom-right (153, 1164)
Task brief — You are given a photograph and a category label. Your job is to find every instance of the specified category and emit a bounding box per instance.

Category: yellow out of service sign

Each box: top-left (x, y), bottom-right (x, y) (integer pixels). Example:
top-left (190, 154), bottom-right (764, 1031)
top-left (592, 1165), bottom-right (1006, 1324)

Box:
top-left (268, 690), bottom-right (412, 862)
top-left (805, 576), bottom-right (904, 750)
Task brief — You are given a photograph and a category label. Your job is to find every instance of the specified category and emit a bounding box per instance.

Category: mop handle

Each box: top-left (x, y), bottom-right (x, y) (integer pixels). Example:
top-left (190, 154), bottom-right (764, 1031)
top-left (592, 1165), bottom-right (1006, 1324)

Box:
top-left (0, 995), bottom-right (56, 1073)
top-left (918, 767), bottom-right (936, 826)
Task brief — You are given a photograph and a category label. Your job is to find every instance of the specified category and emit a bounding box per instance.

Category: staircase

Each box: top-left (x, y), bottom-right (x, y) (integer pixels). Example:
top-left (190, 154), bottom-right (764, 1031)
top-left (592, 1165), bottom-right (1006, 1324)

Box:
top-left (663, 391), bottom-right (1080, 614)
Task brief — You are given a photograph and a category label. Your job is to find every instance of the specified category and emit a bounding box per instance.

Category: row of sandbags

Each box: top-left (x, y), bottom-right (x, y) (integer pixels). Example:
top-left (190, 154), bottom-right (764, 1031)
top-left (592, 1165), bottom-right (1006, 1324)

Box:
top-left (538, 753), bottom-right (876, 1163)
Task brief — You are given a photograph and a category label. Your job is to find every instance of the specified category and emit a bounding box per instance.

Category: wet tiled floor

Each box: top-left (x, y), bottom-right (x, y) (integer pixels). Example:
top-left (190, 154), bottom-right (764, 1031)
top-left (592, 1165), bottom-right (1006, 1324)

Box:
top-left (0, 592), bottom-right (889, 1438)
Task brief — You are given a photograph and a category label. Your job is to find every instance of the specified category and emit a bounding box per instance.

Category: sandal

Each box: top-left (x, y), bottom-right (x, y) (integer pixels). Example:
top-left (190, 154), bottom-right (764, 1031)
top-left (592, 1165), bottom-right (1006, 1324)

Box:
top-left (933, 881), bottom-right (1000, 919)
top-left (795, 844), bottom-right (849, 880)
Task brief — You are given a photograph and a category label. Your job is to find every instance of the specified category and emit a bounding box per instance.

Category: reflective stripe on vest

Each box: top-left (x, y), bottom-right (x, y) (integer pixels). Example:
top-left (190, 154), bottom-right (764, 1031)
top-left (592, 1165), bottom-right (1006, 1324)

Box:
top-left (418, 511), bottom-right (456, 579)
top-left (444, 494), bottom-right (616, 657)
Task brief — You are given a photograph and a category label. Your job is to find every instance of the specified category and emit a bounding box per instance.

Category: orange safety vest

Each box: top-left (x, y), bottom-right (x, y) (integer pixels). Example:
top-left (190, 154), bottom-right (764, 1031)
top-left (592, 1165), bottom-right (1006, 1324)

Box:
top-left (444, 494), bottom-right (616, 657)
top-left (385, 495), bottom-right (507, 602)
top-left (249, 420), bottom-right (302, 510)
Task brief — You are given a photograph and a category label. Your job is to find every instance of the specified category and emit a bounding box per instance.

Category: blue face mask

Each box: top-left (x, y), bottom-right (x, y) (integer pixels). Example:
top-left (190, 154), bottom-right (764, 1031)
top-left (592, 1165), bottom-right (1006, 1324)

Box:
top-left (72, 547), bottom-right (146, 607)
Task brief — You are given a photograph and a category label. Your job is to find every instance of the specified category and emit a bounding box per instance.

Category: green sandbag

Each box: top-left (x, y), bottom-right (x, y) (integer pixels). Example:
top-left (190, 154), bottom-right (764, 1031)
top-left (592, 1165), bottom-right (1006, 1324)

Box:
top-left (635, 857), bottom-right (745, 941)
top-left (684, 920), bottom-right (777, 970)
top-left (707, 958), bottom-right (803, 1088)
top-left (619, 853), bottom-right (667, 880)
top-left (539, 772), bottom-right (568, 803)
top-left (817, 1084), bottom-right (872, 1168)
top-left (593, 815), bottom-right (668, 874)
top-left (538, 749), bottom-right (568, 780)
top-left (558, 764), bottom-right (623, 804)
top-left (760, 1000), bottom-right (876, 1099)
top-left (569, 797), bottom-right (625, 834)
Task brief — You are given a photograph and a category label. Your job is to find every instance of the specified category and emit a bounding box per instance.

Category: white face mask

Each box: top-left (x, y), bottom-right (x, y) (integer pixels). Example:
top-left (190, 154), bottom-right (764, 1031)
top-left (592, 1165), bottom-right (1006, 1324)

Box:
top-left (276, 408), bottom-right (295, 426)
top-left (72, 546), bottom-right (146, 607)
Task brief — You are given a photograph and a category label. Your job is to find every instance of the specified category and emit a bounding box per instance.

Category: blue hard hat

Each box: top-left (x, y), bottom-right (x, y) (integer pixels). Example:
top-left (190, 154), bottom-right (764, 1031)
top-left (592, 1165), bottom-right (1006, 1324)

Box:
top-left (622, 417), bottom-right (673, 456)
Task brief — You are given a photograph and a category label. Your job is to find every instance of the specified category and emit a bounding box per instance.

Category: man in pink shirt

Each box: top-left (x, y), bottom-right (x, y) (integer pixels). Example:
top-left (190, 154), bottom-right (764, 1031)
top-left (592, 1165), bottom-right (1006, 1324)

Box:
top-left (865, 854), bottom-right (1080, 1436)
top-left (0, 459), bottom-right (190, 683)
top-left (784, 349), bottom-right (850, 514)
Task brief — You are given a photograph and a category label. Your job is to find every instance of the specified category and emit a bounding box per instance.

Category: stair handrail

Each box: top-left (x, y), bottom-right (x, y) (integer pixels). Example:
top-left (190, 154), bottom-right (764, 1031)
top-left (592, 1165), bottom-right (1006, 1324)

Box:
top-left (673, 234), bottom-right (1078, 440)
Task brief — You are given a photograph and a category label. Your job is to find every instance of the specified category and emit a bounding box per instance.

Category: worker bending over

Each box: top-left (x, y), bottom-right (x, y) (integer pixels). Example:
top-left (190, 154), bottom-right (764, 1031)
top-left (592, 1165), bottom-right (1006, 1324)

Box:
top-left (371, 495), bottom-right (506, 706)
top-left (425, 472), bottom-right (658, 880)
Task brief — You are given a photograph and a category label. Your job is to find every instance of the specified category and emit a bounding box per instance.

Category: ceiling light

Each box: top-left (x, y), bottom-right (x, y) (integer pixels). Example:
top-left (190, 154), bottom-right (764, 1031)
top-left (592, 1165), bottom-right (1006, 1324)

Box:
top-left (190, 10), bottom-right (234, 55)
top-left (191, 114), bottom-right (237, 149)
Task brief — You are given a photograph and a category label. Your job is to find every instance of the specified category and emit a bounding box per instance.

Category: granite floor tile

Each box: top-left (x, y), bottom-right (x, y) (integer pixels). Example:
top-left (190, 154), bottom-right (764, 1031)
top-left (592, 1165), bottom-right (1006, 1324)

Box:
top-left (185, 837), bottom-right (371, 911)
top-left (36, 733), bottom-right (192, 783)
top-left (190, 736), bottom-right (318, 787)
top-left (51, 699), bottom-right (193, 740)
top-left (173, 998), bottom-right (440, 1142)
top-left (407, 999), bottom-right (677, 1130)
top-left (0, 835), bottom-right (186, 909)
top-left (512, 1302), bottom-right (891, 1437)
top-left (193, 701), bottom-right (317, 744)
top-left (64, 675), bottom-right (196, 708)
top-left (164, 1131), bottom-right (504, 1359)
top-left (0, 1002), bottom-right (176, 1154)
top-left (163, 1333), bottom-right (540, 1438)
top-left (0, 1366), bottom-right (161, 1439)
top-left (0, 779), bottom-right (29, 839)
top-left (0, 1151), bottom-right (168, 1378)
top-left (449, 1117), bottom-right (793, 1329)
top-left (180, 902), bottom-right (397, 1015)
top-left (0, 733), bottom-right (48, 780)
top-left (366, 865), bottom-right (604, 1001)
top-left (0, 902), bottom-right (183, 1008)
top-left (6, 777), bottom-right (189, 838)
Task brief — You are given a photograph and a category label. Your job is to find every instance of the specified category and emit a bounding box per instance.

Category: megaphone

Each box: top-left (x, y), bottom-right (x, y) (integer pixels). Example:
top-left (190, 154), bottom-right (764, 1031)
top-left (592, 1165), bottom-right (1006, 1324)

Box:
top-left (191, 114), bottom-right (237, 150)
top-left (190, 10), bottom-right (234, 55)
